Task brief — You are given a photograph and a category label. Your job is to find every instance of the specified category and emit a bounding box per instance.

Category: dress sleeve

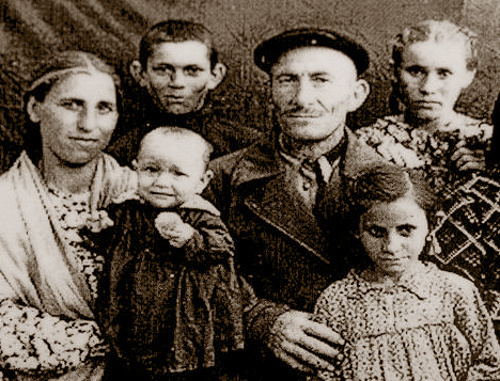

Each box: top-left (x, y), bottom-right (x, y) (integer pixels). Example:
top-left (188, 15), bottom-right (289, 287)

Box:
top-left (0, 298), bottom-right (106, 376)
top-left (180, 211), bottom-right (236, 266)
top-left (452, 279), bottom-right (500, 380)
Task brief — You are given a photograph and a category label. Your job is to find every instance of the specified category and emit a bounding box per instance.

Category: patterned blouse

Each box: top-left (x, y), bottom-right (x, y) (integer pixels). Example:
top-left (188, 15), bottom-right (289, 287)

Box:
top-left (312, 262), bottom-right (500, 381)
top-left (0, 187), bottom-right (106, 378)
top-left (355, 114), bottom-right (493, 190)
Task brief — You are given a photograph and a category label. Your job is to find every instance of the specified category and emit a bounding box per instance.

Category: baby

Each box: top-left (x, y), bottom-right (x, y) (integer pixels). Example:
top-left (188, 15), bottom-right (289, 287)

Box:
top-left (93, 127), bottom-right (244, 381)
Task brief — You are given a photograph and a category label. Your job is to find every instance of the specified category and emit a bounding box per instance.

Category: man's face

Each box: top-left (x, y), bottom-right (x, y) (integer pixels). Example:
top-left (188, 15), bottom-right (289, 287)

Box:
top-left (141, 41), bottom-right (223, 114)
top-left (271, 46), bottom-right (368, 142)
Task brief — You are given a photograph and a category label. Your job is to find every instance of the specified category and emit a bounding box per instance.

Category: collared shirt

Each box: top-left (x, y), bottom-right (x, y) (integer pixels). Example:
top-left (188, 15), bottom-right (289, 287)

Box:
top-left (278, 132), bottom-right (347, 207)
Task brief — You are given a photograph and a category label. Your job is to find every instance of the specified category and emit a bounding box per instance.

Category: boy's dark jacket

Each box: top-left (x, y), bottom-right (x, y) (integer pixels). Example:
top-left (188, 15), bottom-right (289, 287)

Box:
top-left (89, 196), bottom-right (244, 379)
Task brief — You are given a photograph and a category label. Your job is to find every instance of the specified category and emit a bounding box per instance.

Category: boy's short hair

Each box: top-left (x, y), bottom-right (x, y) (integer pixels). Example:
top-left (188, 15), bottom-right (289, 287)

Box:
top-left (139, 20), bottom-right (219, 70)
top-left (139, 126), bottom-right (214, 168)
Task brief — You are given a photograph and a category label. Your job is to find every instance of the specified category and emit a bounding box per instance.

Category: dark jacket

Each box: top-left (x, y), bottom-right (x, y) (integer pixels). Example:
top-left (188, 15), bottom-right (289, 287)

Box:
top-left (92, 197), bottom-right (244, 380)
top-left (205, 128), bottom-right (383, 380)
top-left (106, 89), bottom-right (260, 165)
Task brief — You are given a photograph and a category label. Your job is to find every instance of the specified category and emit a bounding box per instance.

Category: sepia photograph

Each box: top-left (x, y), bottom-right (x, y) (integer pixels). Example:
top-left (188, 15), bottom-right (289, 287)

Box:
top-left (0, 0), bottom-right (499, 379)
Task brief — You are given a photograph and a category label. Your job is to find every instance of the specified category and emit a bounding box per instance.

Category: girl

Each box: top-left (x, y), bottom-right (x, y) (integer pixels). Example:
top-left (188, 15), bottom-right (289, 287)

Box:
top-left (312, 166), bottom-right (500, 380)
top-left (356, 20), bottom-right (493, 190)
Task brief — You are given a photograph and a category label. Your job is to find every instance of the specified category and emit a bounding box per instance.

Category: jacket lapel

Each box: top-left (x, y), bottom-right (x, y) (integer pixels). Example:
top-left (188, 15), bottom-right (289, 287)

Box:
top-left (230, 130), bottom-right (383, 265)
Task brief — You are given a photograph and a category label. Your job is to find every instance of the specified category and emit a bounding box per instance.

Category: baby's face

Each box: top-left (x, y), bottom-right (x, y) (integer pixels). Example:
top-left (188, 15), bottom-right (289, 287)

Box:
top-left (358, 197), bottom-right (428, 281)
top-left (135, 135), bottom-right (210, 209)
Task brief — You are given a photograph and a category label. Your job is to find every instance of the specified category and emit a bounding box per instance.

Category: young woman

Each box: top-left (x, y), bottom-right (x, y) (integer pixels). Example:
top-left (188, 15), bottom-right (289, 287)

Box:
top-left (356, 20), bottom-right (493, 190)
top-left (0, 51), bottom-right (136, 380)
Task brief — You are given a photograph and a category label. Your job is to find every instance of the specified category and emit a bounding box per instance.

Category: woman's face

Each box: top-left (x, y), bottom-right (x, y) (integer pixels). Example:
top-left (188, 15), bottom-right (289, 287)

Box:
top-left (397, 40), bottom-right (475, 124)
top-left (28, 71), bottom-right (118, 165)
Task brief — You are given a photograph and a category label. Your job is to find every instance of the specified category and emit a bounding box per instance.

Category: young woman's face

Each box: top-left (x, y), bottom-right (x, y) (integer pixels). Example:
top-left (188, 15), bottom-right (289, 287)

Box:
top-left (29, 71), bottom-right (118, 165)
top-left (358, 197), bottom-right (428, 281)
top-left (397, 40), bottom-right (475, 124)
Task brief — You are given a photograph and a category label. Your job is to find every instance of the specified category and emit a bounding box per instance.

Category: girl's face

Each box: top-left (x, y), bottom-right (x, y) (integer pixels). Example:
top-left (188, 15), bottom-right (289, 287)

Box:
top-left (28, 71), bottom-right (118, 165)
top-left (397, 40), bottom-right (475, 124)
top-left (358, 197), bottom-right (428, 281)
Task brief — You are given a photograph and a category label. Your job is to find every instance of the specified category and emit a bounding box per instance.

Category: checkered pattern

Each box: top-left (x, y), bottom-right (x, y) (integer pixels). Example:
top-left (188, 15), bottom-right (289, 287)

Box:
top-left (429, 172), bottom-right (500, 323)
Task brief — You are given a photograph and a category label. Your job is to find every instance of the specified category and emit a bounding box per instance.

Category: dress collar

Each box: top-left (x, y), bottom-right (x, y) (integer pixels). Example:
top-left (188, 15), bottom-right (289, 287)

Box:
top-left (349, 262), bottom-right (435, 300)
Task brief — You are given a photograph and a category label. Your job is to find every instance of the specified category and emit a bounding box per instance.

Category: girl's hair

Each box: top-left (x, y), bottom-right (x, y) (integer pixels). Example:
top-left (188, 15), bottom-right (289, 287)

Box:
top-left (392, 19), bottom-right (478, 73)
top-left (333, 165), bottom-right (437, 270)
top-left (23, 51), bottom-right (121, 163)
top-left (345, 165), bottom-right (437, 230)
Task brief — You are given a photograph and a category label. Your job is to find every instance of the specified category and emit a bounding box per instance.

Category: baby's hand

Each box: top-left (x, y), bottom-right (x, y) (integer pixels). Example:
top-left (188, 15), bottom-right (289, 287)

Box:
top-left (155, 212), bottom-right (195, 248)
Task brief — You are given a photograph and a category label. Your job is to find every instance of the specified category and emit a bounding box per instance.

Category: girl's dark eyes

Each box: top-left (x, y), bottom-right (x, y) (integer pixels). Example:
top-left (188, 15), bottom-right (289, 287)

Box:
top-left (366, 226), bottom-right (386, 238)
top-left (404, 66), bottom-right (425, 76)
top-left (142, 166), bottom-right (159, 173)
top-left (397, 224), bottom-right (416, 236)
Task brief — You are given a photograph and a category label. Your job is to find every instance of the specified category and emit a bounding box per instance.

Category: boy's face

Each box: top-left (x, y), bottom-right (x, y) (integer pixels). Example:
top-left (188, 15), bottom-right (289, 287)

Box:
top-left (138, 41), bottom-right (225, 114)
top-left (134, 134), bottom-right (212, 209)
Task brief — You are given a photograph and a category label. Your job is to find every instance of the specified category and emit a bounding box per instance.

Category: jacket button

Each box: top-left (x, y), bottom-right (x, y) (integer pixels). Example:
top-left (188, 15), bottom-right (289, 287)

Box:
top-left (303, 181), bottom-right (312, 190)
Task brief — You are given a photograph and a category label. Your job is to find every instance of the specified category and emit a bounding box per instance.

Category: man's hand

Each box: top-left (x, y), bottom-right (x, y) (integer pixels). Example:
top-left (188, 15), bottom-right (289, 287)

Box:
top-left (451, 141), bottom-right (486, 171)
top-left (267, 310), bottom-right (344, 374)
top-left (155, 212), bottom-right (195, 248)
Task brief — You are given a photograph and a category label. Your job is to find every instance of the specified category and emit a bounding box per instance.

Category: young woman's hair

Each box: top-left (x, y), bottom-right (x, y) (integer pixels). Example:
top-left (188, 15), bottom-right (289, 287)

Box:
top-left (138, 20), bottom-right (219, 70)
top-left (23, 51), bottom-right (121, 162)
top-left (392, 19), bottom-right (478, 73)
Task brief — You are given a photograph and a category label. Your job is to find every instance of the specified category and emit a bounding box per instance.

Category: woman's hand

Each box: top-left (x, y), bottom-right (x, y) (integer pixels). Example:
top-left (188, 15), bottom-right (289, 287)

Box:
top-left (376, 141), bottom-right (424, 168)
top-left (451, 141), bottom-right (486, 171)
top-left (267, 310), bottom-right (344, 374)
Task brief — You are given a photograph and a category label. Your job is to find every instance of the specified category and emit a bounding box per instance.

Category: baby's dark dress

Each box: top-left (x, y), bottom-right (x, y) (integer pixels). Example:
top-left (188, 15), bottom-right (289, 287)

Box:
top-left (92, 196), bottom-right (244, 380)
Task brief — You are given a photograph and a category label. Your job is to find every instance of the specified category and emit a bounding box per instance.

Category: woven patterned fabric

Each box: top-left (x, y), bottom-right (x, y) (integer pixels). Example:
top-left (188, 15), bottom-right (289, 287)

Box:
top-left (429, 171), bottom-right (500, 322)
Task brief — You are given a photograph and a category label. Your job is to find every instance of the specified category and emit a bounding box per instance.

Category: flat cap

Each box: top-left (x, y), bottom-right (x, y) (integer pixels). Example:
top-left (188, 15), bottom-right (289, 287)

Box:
top-left (254, 28), bottom-right (370, 75)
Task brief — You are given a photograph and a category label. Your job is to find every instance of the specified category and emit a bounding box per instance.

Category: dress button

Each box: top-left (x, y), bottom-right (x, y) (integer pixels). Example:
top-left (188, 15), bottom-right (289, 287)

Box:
top-left (170, 273), bottom-right (175, 279)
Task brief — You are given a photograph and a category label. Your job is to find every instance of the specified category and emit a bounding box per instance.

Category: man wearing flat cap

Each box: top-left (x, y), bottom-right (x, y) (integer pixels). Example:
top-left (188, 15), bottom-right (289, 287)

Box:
top-left (207, 28), bottom-right (382, 380)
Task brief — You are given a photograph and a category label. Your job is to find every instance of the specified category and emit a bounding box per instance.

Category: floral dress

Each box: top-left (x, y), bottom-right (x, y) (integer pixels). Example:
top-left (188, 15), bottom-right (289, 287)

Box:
top-left (355, 114), bottom-right (493, 190)
top-left (312, 262), bottom-right (500, 381)
top-left (0, 188), bottom-right (108, 379)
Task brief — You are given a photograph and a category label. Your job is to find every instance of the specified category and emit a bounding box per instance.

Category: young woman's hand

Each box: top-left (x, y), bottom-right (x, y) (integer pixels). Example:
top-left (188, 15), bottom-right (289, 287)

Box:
top-left (451, 141), bottom-right (486, 171)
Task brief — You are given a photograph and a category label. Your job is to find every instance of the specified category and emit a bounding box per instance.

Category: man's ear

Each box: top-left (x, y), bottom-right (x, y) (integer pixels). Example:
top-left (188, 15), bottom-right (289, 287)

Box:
top-left (461, 68), bottom-right (476, 89)
top-left (196, 169), bottom-right (214, 194)
top-left (130, 60), bottom-right (148, 87)
top-left (207, 63), bottom-right (227, 91)
top-left (347, 78), bottom-right (370, 113)
top-left (26, 96), bottom-right (41, 123)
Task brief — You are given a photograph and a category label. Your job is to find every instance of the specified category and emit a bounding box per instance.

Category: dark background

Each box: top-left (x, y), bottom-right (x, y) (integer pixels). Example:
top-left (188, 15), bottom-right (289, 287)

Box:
top-left (1, 0), bottom-right (499, 138)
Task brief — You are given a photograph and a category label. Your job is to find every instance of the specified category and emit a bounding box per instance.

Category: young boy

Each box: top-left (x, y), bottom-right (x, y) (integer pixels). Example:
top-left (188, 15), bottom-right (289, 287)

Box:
top-left (94, 127), bottom-right (244, 380)
top-left (108, 20), bottom-right (259, 165)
